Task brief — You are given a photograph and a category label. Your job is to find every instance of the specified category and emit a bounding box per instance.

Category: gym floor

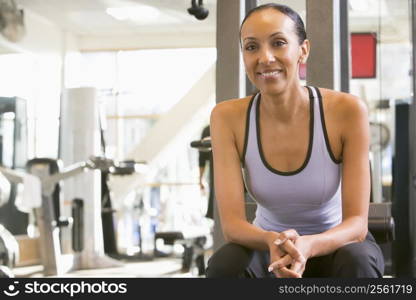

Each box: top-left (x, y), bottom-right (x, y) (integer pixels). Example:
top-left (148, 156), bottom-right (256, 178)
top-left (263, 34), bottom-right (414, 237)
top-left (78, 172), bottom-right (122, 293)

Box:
top-left (12, 253), bottom-right (212, 278)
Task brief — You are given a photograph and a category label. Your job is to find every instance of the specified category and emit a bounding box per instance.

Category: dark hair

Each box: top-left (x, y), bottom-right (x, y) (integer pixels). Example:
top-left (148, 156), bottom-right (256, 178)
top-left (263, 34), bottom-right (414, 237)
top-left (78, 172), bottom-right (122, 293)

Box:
top-left (240, 3), bottom-right (307, 45)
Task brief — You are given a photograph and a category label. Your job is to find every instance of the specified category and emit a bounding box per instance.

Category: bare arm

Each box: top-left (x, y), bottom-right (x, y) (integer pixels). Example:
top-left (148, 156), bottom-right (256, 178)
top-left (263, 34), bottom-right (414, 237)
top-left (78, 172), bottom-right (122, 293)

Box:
top-left (307, 95), bottom-right (370, 257)
top-left (210, 103), bottom-right (281, 251)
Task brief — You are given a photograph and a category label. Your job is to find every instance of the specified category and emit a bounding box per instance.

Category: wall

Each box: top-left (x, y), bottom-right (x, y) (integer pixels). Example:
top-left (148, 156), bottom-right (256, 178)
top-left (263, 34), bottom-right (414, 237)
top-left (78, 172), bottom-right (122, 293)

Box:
top-left (0, 9), bottom-right (81, 158)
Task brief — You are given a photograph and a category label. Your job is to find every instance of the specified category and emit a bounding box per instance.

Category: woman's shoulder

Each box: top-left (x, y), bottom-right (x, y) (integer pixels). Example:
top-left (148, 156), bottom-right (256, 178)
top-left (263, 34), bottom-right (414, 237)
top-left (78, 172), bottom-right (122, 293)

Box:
top-left (211, 95), bottom-right (254, 122)
top-left (318, 87), bottom-right (368, 121)
top-left (210, 96), bottom-right (254, 153)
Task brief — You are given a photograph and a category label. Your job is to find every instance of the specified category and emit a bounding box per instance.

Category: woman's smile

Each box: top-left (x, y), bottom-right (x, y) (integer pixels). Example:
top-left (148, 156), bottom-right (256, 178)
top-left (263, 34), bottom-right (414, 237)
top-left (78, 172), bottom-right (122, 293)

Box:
top-left (257, 69), bottom-right (284, 81)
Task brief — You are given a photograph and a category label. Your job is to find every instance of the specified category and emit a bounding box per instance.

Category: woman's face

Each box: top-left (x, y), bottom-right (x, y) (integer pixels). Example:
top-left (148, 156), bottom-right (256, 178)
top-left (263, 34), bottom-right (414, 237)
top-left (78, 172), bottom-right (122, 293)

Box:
top-left (240, 9), bottom-right (309, 95)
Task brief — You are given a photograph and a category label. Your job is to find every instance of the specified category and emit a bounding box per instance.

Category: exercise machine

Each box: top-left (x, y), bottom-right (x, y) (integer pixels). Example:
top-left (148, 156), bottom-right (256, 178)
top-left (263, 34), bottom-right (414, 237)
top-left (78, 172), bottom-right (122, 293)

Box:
top-left (151, 137), bottom-right (213, 276)
top-left (0, 96), bottom-right (28, 235)
top-left (0, 96), bottom-right (27, 277)
top-left (0, 157), bottom-right (124, 276)
top-left (0, 224), bottom-right (18, 277)
top-left (58, 87), bottom-right (153, 271)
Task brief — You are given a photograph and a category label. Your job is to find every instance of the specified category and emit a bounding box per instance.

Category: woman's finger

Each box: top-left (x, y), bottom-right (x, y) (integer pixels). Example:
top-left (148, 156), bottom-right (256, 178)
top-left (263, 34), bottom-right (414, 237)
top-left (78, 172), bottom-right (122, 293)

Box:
top-left (290, 259), bottom-right (305, 276)
top-left (279, 240), bottom-right (305, 264)
top-left (268, 254), bottom-right (292, 272)
top-left (274, 229), bottom-right (300, 245)
top-left (273, 266), bottom-right (301, 278)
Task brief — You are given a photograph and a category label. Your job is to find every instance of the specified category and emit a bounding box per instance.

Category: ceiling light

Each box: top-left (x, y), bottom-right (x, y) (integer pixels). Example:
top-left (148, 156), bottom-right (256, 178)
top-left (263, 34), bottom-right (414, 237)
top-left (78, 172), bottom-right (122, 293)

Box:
top-left (349, 0), bottom-right (369, 12)
top-left (106, 5), bottom-right (160, 22)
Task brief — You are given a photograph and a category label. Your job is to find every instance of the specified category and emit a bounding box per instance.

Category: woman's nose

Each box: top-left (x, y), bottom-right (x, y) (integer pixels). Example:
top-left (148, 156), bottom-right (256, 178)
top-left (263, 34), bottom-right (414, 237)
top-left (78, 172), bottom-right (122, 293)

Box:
top-left (258, 47), bottom-right (276, 65)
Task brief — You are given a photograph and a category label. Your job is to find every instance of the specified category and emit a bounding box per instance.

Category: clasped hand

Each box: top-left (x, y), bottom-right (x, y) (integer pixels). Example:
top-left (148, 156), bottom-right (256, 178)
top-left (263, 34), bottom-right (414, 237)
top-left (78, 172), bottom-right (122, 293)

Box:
top-left (267, 229), bottom-right (313, 278)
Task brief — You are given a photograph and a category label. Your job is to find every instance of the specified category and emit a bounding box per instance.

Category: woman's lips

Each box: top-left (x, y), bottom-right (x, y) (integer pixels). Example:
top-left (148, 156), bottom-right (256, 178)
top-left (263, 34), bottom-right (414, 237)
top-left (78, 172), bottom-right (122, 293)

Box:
top-left (257, 69), bottom-right (282, 80)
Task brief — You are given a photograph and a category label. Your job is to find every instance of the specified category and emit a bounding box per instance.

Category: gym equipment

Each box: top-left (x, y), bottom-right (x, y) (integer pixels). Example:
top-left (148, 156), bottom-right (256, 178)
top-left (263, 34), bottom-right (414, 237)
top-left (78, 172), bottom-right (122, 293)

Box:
top-left (95, 157), bottom-right (153, 261)
top-left (368, 202), bottom-right (395, 244)
top-left (60, 87), bottom-right (154, 267)
top-left (154, 231), bottom-right (207, 276)
top-left (190, 137), bottom-right (211, 150)
top-left (0, 224), bottom-right (18, 269)
top-left (0, 265), bottom-right (13, 277)
top-left (71, 198), bottom-right (84, 253)
top-left (0, 197), bottom-right (18, 278)
top-left (149, 136), bottom-right (213, 275)
top-left (0, 223), bottom-right (18, 278)
top-left (0, 96), bottom-right (28, 235)
top-left (392, 100), bottom-right (415, 277)
top-left (1, 159), bottom-right (86, 275)
top-left (0, 97), bottom-right (27, 278)
top-left (0, 97), bottom-right (27, 170)
top-left (59, 87), bottom-right (128, 272)
top-left (0, 171), bottom-right (10, 208)
top-left (25, 158), bottom-right (75, 275)
top-left (0, 156), bottom-right (125, 276)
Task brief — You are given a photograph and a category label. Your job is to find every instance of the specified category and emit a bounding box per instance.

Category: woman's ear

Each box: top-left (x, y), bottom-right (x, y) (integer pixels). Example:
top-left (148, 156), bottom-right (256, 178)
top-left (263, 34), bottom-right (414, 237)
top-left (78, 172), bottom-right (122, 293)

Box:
top-left (299, 39), bottom-right (310, 64)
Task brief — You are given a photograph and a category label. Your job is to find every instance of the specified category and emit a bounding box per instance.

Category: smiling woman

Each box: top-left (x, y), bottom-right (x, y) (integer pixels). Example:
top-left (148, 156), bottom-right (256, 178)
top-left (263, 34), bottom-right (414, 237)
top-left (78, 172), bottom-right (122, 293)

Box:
top-left (206, 3), bottom-right (384, 278)
top-left (240, 4), bottom-right (308, 96)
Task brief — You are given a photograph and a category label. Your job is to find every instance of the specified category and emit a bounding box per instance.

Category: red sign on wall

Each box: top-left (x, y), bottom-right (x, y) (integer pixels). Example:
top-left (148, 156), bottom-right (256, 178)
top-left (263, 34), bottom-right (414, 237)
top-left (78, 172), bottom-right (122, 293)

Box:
top-left (299, 32), bottom-right (377, 80)
top-left (351, 33), bottom-right (377, 78)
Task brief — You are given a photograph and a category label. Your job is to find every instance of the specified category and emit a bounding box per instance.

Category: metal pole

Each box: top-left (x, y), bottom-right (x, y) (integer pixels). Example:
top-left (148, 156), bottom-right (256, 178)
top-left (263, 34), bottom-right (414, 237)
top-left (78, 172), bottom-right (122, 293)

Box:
top-left (408, 0), bottom-right (416, 277)
top-left (340, 0), bottom-right (350, 93)
top-left (306, 0), bottom-right (341, 90)
top-left (245, 0), bottom-right (257, 96)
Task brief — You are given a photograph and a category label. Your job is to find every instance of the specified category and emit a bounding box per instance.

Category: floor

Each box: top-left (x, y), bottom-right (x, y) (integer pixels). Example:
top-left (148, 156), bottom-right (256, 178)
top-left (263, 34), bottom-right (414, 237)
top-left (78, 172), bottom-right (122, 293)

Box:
top-left (11, 220), bottom-right (214, 278)
top-left (12, 255), bottom-right (209, 278)
top-left (12, 245), bottom-right (213, 278)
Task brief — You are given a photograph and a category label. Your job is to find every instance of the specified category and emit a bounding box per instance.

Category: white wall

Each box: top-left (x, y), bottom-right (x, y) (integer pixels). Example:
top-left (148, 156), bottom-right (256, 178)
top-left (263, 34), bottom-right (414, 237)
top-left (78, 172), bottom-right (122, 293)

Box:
top-left (0, 9), bottom-right (81, 159)
top-left (78, 32), bottom-right (215, 51)
top-left (63, 32), bottom-right (83, 88)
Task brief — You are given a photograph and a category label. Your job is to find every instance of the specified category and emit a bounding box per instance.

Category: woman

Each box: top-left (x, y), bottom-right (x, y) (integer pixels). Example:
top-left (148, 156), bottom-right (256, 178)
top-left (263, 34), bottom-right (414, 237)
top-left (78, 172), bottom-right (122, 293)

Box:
top-left (206, 3), bottom-right (384, 278)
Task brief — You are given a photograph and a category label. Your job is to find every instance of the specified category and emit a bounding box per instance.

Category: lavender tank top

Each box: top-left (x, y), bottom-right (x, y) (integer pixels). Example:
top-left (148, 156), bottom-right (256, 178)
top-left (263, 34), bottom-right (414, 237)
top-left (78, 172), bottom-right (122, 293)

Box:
top-left (242, 86), bottom-right (342, 235)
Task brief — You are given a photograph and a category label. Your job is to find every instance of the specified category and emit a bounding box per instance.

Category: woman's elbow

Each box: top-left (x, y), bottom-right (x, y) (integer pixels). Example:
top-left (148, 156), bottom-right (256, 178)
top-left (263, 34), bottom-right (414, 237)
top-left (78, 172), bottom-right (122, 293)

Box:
top-left (222, 226), bottom-right (236, 243)
top-left (358, 227), bottom-right (368, 242)
top-left (221, 221), bottom-right (242, 243)
top-left (223, 232), bottom-right (233, 243)
top-left (357, 219), bottom-right (368, 242)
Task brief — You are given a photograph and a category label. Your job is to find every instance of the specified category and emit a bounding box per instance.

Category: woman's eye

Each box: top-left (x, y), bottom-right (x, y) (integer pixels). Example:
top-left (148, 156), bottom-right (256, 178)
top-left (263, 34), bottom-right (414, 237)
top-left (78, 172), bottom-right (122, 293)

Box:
top-left (245, 44), bottom-right (257, 51)
top-left (273, 41), bottom-right (285, 47)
